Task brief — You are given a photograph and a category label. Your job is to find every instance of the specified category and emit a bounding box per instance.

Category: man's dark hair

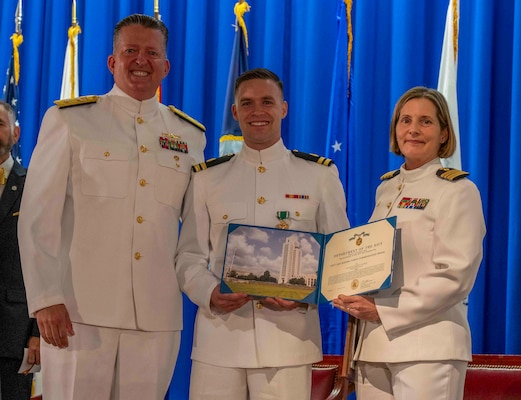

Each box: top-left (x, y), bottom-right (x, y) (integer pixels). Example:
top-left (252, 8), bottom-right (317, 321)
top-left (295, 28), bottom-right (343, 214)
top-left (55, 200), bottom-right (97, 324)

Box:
top-left (234, 68), bottom-right (284, 96)
top-left (113, 14), bottom-right (168, 53)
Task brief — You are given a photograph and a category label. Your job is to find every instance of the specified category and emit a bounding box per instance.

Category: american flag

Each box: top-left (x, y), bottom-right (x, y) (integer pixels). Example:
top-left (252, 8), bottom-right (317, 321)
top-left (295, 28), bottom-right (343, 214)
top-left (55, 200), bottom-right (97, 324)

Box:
top-left (2, 43), bottom-right (22, 164)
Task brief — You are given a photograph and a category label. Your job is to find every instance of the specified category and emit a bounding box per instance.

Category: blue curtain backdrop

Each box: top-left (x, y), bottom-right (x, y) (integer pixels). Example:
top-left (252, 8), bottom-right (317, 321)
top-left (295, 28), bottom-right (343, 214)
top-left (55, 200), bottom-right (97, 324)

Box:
top-left (1, 0), bottom-right (519, 398)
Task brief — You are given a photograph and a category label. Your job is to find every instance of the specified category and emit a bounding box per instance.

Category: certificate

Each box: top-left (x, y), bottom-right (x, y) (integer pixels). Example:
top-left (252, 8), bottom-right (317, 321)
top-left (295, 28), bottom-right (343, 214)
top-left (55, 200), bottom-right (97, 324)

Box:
top-left (18, 347), bottom-right (41, 375)
top-left (220, 217), bottom-right (396, 303)
top-left (319, 217), bottom-right (396, 301)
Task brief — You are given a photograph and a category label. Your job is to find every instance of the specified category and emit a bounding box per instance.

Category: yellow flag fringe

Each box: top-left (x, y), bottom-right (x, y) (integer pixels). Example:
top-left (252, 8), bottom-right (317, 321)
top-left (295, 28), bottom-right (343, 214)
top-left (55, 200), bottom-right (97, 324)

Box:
top-left (67, 25), bottom-right (81, 98)
top-left (234, 0), bottom-right (251, 53)
top-left (452, 0), bottom-right (458, 62)
top-left (10, 33), bottom-right (23, 85)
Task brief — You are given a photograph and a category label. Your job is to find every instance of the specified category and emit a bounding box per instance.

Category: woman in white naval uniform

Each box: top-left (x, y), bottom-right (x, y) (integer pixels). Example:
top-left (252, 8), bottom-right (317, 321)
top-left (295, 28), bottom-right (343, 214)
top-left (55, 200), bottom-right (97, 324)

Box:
top-left (333, 87), bottom-right (485, 400)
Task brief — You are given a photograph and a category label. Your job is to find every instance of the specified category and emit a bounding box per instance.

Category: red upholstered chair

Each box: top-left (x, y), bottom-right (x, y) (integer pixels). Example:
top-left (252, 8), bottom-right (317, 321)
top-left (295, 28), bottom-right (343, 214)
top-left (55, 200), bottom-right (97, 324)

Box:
top-left (463, 354), bottom-right (521, 400)
top-left (311, 315), bottom-right (356, 400)
top-left (312, 355), bottom-right (353, 400)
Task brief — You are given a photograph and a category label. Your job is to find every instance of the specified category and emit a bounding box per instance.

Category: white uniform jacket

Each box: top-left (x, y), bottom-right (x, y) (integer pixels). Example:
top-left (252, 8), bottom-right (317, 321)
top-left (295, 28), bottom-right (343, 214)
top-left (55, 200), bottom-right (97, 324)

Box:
top-left (18, 85), bottom-right (205, 331)
top-left (175, 140), bottom-right (350, 368)
top-left (357, 159), bottom-right (485, 362)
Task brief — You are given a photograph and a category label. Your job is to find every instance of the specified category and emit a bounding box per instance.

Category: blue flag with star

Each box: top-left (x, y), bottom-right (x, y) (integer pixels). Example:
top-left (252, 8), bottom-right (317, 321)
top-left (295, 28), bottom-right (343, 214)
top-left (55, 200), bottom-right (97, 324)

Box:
top-left (325, 0), bottom-right (350, 191)
top-left (2, 52), bottom-right (22, 164)
top-left (320, 0), bottom-right (352, 357)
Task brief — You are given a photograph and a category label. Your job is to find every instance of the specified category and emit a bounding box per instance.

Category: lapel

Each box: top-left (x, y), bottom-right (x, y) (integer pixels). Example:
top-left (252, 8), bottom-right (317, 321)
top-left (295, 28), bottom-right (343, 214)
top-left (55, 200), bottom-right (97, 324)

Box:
top-left (0, 161), bottom-right (26, 224)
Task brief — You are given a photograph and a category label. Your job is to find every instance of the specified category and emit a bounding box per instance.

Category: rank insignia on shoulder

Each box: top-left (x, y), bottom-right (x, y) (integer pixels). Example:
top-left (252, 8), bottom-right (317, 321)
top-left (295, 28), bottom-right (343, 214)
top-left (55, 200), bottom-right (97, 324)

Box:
top-left (54, 95), bottom-right (99, 108)
top-left (291, 150), bottom-right (334, 166)
top-left (436, 168), bottom-right (469, 181)
top-left (168, 106), bottom-right (206, 132)
top-left (192, 154), bottom-right (235, 172)
top-left (380, 170), bottom-right (400, 180)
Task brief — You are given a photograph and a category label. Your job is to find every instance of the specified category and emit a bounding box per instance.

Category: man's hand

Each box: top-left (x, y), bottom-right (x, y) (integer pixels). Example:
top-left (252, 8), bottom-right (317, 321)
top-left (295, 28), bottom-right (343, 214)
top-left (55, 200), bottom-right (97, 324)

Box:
top-left (26, 336), bottom-right (41, 366)
top-left (210, 285), bottom-right (251, 314)
top-left (36, 304), bottom-right (75, 348)
top-left (257, 297), bottom-right (307, 312)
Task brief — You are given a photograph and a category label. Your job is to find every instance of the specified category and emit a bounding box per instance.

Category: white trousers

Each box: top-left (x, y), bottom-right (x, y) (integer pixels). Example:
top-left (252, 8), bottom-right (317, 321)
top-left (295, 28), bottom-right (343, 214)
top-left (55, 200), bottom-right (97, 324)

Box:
top-left (356, 360), bottom-right (467, 400)
top-left (189, 360), bottom-right (312, 400)
top-left (40, 322), bottom-right (180, 400)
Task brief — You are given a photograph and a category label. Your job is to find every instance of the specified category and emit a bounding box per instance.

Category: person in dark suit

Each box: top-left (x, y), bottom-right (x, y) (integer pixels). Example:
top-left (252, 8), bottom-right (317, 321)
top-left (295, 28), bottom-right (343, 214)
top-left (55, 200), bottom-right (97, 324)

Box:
top-left (0, 100), bottom-right (40, 400)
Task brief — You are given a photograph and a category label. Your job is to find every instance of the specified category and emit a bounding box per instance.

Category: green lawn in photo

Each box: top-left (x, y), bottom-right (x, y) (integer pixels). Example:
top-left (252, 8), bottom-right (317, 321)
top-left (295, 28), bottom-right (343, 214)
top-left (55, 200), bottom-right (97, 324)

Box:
top-left (225, 280), bottom-right (315, 301)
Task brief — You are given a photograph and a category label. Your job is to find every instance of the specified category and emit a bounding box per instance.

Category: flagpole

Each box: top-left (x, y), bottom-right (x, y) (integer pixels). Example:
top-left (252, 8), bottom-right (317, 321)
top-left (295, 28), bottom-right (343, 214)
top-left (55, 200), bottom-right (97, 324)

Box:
top-left (72, 0), bottom-right (77, 27)
top-left (12, 0), bottom-right (23, 86)
top-left (60, 0), bottom-right (81, 99)
top-left (3, 0), bottom-right (24, 162)
top-left (438, 0), bottom-right (461, 170)
top-left (15, 0), bottom-right (22, 34)
top-left (154, 0), bottom-right (160, 20)
top-left (153, 0), bottom-right (162, 102)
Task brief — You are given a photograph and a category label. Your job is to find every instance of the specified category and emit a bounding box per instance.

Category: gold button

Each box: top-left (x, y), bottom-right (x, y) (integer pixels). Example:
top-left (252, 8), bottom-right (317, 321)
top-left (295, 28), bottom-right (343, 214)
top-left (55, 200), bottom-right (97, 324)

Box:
top-left (295, 211), bottom-right (300, 217)
top-left (398, 184), bottom-right (402, 190)
top-left (136, 216), bottom-right (144, 224)
top-left (137, 117), bottom-right (144, 124)
top-left (176, 163), bottom-right (180, 167)
top-left (104, 151), bottom-right (110, 157)
top-left (258, 166), bottom-right (266, 173)
top-left (134, 252), bottom-right (142, 260)
top-left (257, 196), bottom-right (266, 204)
top-left (222, 214), bottom-right (228, 220)
top-left (174, 155), bottom-right (180, 161)
top-left (255, 301), bottom-right (263, 310)
top-left (140, 145), bottom-right (147, 153)
top-left (387, 202), bottom-right (392, 209)
top-left (139, 179), bottom-right (147, 187)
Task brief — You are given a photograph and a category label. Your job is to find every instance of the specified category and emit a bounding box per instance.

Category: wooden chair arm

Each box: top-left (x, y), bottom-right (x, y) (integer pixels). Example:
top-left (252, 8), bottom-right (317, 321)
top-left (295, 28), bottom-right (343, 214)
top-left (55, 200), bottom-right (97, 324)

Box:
top-left (324, 376), bottom-right (345, 400)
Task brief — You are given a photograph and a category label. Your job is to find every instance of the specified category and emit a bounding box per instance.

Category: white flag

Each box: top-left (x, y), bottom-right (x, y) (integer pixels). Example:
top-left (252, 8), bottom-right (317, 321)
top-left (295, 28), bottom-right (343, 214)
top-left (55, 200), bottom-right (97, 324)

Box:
top-left (438, 0), bottom-right (461, 170)
top-left (60, 25), bottom-right (81, 99)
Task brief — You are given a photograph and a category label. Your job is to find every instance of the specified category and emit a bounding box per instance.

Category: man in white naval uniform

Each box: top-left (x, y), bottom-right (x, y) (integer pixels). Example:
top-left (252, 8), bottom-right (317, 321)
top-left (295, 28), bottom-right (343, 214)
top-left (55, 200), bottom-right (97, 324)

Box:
top-left (175, 68), bottom-right (350, 400)
top-left (18, 14), bottom-right (205, 400)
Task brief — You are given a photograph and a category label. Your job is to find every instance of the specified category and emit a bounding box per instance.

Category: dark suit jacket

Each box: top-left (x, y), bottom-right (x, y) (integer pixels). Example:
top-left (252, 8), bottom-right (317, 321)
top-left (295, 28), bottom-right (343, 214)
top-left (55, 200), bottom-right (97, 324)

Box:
top-left (0, 160), bottom-right (39, 360)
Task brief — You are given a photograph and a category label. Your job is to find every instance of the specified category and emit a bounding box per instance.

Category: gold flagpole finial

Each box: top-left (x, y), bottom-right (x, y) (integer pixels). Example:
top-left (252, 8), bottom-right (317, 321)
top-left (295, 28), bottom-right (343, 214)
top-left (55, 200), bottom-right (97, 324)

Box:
top-left (15, 0), bottom-right (23, 34)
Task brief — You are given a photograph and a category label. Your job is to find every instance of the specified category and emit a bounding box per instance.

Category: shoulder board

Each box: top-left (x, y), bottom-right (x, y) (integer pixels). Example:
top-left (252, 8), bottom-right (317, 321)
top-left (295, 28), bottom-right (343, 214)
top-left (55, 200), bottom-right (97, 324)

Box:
top-left (192, 154), bottom-right (235, 172)
top-left (436, 168), bottom-right (469, 181)
top-left (54, 95), bottom-right (99, 108)
top-left (380, 169), bottom-right (400, 180)
top-left (168, 105), bottom-right (206, 132)
top-left (291, 150), bottom-right (334, 166)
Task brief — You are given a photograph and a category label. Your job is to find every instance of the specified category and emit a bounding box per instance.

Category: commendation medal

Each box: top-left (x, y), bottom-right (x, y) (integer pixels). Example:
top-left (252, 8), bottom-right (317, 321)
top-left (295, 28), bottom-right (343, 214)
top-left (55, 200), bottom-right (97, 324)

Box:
top-left (276, 211), bottom-right (290, 229)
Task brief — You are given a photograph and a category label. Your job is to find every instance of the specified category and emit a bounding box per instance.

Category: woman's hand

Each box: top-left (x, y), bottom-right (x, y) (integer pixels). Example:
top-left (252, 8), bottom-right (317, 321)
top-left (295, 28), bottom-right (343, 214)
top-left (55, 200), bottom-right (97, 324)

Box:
top-left (333, 294), bottom-right (381, 322)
